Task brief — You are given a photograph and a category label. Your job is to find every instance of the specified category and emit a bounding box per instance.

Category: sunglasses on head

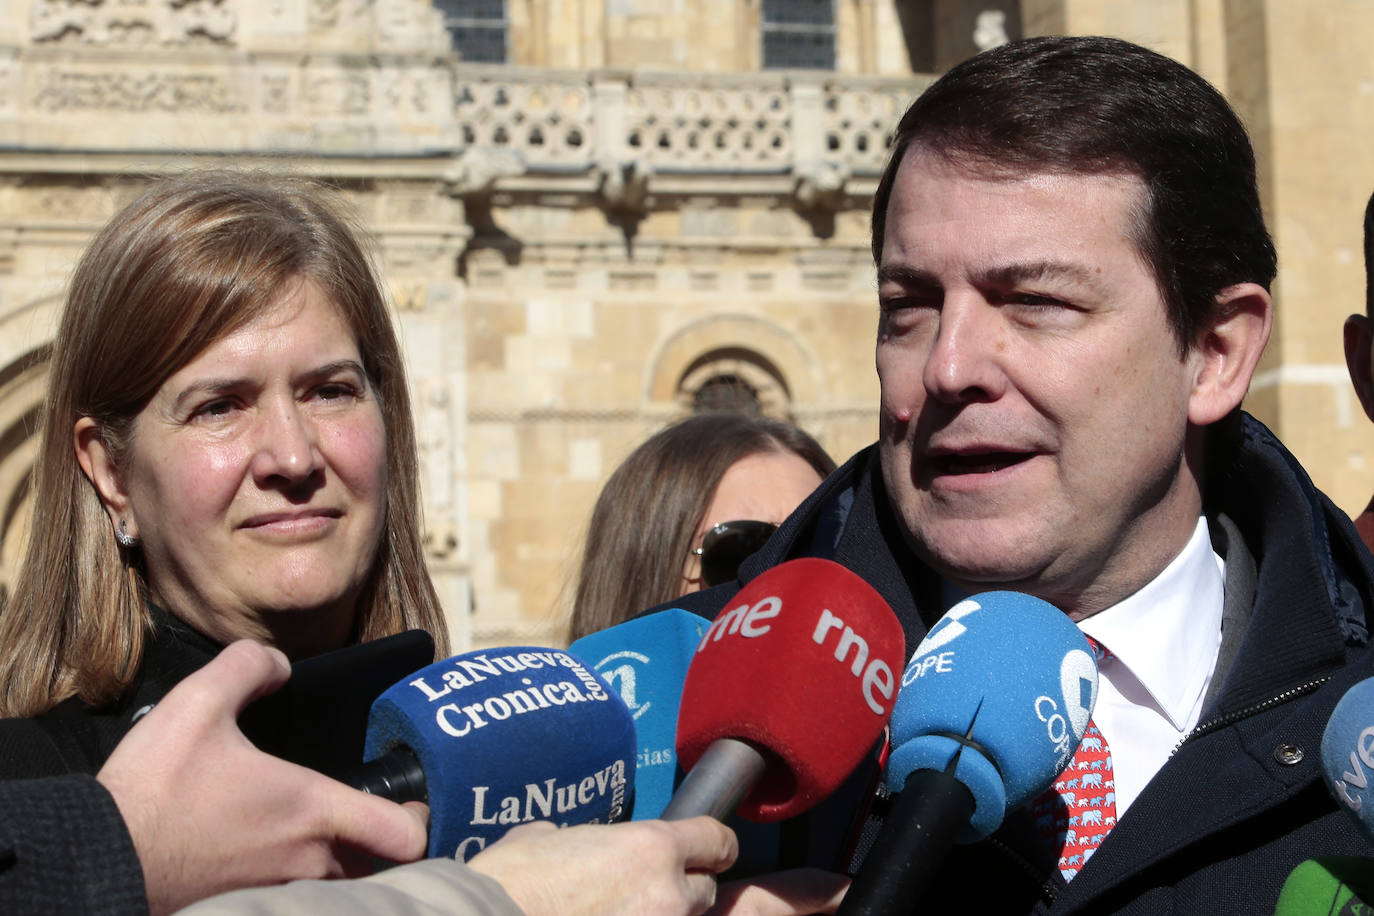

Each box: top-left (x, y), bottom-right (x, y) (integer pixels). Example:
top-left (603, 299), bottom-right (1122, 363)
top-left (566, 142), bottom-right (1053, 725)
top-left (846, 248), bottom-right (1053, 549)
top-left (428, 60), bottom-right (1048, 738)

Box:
top-left (693, 520), bottom-right (779, 588)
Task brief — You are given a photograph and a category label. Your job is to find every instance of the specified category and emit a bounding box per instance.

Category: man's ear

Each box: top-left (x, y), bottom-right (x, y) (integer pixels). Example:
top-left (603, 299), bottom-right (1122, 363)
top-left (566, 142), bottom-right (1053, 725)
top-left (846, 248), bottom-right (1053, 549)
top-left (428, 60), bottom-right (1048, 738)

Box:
top-left (1187, 282), bottom-right (1274, 426)
top-left (73, 416), bottom-right (137, 538)
top-left (1345, 314), bottom-right (1374, 423)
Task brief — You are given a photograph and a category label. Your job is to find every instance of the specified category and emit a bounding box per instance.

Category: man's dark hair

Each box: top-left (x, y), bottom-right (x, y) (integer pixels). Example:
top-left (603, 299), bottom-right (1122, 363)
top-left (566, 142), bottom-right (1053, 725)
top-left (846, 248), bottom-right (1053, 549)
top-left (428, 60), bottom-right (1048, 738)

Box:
top-left (870, 35), bottom-right (1277, 352)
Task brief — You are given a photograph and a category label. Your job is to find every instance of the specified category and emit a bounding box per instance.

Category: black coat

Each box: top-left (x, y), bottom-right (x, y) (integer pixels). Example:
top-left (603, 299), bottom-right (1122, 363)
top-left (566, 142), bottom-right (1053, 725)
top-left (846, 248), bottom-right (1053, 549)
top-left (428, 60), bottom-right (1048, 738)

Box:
top-left (0, 609), bottom-right (219, 778)
top-left (0, 775), bottom-right (148, 914)
top-left (0, 611), bottom-right (216, 914)
top-left (671, 413), bottom-right (1374, 913)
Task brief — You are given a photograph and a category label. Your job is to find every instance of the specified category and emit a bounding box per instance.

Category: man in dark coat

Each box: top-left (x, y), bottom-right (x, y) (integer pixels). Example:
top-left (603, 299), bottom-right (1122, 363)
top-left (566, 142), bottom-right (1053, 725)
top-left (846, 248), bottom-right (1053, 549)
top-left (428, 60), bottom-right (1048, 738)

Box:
top-left (673, 35), bottom-right (1374, 913)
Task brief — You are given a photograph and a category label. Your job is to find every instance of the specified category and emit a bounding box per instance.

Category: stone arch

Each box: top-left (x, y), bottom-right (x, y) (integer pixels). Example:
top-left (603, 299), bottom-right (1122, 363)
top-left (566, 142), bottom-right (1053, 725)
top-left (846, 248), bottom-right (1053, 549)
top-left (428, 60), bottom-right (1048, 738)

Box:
top-left (645, 314), bottom-right (822, 419)
top-left (0, 351), bottom-right (50, 606)
top-left (0, 295), bottom-right (63, 376)
top-left (0, 295), bottom-right (63, 605)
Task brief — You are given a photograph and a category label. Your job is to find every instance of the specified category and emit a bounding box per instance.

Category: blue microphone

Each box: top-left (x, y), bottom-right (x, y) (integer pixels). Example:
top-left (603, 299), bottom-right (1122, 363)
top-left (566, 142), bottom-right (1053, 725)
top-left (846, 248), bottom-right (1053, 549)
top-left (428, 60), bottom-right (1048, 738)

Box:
top-left (1271, 677), bottom-right (1374, 913)
top-left (568, 608), bottom-right (710, 819)
top-left (839, 591), bottom-right (1097, 915)
top-left (359, 646), bottom-right (636, 861)
top-left (1321, 675), bottom-right (1374, 843)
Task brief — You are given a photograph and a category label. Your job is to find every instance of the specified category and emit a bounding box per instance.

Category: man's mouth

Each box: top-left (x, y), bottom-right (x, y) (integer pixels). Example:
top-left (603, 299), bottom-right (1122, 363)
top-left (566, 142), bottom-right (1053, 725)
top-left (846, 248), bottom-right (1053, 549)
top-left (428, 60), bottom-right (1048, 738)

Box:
top-left (930, 451), bottom-right (1034, 475)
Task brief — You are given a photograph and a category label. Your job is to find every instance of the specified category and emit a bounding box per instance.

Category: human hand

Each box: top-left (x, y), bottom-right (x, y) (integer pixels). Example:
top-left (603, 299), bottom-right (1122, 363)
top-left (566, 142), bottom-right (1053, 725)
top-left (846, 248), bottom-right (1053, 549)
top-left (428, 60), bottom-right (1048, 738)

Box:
top-left (97, 639), bottom-right (428, 915)
top-left (710, 869), bottom-right (850, 915)
top-left (467, 817), bottom-right (738, 915)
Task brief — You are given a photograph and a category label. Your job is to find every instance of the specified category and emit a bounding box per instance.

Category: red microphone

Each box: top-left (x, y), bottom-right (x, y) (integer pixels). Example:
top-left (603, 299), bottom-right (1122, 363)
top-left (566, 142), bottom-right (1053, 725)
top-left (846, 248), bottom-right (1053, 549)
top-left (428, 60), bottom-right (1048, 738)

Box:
top-left (663, 557), bottom-right (904, 822)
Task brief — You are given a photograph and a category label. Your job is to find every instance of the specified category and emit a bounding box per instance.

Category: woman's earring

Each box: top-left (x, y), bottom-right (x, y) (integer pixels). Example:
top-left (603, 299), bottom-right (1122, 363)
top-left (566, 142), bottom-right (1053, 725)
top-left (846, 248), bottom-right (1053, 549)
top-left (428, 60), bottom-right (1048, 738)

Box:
top-left (115, 519), bottom-right (139, 548)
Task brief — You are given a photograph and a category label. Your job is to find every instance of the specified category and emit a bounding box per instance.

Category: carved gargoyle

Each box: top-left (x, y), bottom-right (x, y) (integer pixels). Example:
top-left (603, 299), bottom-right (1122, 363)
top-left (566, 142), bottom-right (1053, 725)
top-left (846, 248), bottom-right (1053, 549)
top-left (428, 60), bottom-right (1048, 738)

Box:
top-left (442, 147), bottom-right (525, 198)
top-left (597, 157), bottom-right (652, 215)
top-left (793, 161), bottom-right (849, 213)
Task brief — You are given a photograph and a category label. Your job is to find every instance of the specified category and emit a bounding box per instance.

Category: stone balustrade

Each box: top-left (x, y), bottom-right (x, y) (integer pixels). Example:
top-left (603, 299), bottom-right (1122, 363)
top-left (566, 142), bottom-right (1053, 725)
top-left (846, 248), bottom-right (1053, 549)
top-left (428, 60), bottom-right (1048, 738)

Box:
top-left (0, 49), bottom-right (929, 192)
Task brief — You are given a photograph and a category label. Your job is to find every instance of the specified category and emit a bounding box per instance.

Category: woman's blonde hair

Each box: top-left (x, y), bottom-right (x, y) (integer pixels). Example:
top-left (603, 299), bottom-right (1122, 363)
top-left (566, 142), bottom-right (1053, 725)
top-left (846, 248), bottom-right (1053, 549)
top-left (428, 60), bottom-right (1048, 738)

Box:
top-left (0, 171), bottom-right (449, 716)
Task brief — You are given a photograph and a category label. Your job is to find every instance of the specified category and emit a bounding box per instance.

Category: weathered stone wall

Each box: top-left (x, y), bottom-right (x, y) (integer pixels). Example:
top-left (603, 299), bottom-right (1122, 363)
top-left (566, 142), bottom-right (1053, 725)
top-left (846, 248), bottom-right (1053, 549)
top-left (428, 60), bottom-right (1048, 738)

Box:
top-left (1, 0), bottom-right (1371, 651)
top-left (0, 0), bottom-right (923, 648)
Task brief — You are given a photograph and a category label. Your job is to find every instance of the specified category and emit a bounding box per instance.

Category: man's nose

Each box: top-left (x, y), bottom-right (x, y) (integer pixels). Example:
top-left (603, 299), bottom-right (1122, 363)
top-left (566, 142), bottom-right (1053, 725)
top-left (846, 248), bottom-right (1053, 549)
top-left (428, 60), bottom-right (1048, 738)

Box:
top-left (922, 296), bottom-right (1009, 405)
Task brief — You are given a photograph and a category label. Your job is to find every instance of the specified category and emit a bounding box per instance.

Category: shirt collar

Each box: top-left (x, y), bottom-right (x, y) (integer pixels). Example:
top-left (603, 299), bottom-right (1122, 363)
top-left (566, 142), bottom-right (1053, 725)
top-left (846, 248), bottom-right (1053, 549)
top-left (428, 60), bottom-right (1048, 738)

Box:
top-left (1079, 517), bottom-right (1225, 731)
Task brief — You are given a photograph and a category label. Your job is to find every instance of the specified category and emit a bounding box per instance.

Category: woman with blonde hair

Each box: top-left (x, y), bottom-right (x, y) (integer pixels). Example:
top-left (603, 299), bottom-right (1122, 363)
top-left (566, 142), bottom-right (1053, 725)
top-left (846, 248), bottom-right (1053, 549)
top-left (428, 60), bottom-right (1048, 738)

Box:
top-left (0, 171), bottom-right (850, 916)
top-left (0, 171), bottom-right (448, 769)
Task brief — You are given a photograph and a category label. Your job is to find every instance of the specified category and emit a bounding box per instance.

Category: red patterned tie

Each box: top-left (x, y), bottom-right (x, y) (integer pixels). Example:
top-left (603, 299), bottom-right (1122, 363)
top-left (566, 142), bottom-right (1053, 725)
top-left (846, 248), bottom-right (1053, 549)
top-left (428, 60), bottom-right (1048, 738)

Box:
top-left (1030, 638), bottom-right (1117, 881)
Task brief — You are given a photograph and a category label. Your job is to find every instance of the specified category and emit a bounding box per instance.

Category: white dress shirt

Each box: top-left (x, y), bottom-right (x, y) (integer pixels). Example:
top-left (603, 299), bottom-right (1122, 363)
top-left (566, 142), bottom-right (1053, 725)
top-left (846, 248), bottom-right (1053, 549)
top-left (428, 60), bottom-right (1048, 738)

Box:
top-left (1077, 516), bottom-right (1226, 817)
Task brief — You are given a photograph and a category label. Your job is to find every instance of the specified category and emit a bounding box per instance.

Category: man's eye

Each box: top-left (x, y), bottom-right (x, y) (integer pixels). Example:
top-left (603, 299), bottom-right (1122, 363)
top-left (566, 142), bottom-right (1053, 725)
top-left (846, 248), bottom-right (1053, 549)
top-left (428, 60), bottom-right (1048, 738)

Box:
top-left (1006, 292), bottom-right (1069, 308)
top-left (881, 295), bottom-right (939, 312)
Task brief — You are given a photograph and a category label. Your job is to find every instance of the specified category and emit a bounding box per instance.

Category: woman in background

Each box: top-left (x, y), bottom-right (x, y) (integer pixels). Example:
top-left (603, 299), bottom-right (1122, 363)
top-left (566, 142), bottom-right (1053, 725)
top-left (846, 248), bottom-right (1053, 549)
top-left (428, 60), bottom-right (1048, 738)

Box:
top-left (566, 412), bottom-right (835, 642)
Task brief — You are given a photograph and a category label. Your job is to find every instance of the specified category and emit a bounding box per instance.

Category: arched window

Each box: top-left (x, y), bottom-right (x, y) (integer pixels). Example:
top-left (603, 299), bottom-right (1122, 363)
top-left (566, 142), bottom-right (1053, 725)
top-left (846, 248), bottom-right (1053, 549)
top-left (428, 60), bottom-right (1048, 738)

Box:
top-left (678, 350), bottom-right (791, 419)
top-left (761, 0), bottom-right (835, 70)
top-left (435, 0), bottom-right (508, 62)
top-left (693, 373), bottom-right (763, 416)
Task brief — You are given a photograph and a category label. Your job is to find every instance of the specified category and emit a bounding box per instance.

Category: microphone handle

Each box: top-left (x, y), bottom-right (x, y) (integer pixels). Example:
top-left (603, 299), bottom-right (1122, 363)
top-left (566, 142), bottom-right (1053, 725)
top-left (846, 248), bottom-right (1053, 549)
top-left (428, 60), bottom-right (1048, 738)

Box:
top-left (837, 767), bottom-right (976, 915)
top-left (660, 737), bottom-right (767, 821)
top-left (344, 745), bottom-right (428, 804)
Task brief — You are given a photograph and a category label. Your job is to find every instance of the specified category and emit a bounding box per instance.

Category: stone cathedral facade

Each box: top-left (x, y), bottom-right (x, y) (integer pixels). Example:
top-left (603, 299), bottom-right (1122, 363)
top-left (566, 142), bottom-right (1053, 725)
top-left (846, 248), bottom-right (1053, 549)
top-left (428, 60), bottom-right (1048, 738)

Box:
top-left (0, 1), bottom-right (1369, 649)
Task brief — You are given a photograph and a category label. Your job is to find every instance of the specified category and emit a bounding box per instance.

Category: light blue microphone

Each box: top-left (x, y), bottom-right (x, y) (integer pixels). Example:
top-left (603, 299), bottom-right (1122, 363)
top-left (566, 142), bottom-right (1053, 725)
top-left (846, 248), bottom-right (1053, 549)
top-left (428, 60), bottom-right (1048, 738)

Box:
top-left (887, 590), bottom-right (1099, 841)
top-left (1321, 675), bottom-right (1374, 843)
top-left (840, 591), bottom-right (1097, 915)
top-left (569, 608), bottom-right (710, 819)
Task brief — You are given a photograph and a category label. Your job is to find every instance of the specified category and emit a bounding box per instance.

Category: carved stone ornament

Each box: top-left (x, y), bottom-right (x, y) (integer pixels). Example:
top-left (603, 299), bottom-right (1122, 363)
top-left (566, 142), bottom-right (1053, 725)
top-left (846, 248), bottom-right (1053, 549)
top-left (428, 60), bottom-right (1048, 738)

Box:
top-left (416, 379), bottom-right (458, 560)
top-left (973, 10), bottom-right (1010, 53)
top-left (442, 147), bottom-right (526, 198)
top-left (32, 70), bottom-right (244, 113)
top-left (423, 523), bottom-right (459, 560)
top-left (793, 161), bottom-right (849, 212)
top-left (32, 0), bottom-right (237, 47)
top-left (597, 157), bottom-right (653, 215)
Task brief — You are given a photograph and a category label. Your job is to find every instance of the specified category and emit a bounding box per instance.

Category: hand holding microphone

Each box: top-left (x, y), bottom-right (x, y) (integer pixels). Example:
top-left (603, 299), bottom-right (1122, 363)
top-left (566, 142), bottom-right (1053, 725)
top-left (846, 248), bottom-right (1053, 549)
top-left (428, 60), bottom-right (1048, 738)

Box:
top-left (99, 640), bottom-right (430, 915)
top-left (839, 591), bottom-right (1098, 915)
top-left (355, 646), bottom-right (637, 860)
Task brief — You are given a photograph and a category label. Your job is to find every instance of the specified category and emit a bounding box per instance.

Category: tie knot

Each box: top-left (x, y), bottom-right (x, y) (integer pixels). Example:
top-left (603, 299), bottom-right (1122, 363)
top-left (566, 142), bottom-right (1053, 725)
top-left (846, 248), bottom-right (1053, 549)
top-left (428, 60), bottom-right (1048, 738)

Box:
top-left (1086, 635), bottom-right (1113, 664)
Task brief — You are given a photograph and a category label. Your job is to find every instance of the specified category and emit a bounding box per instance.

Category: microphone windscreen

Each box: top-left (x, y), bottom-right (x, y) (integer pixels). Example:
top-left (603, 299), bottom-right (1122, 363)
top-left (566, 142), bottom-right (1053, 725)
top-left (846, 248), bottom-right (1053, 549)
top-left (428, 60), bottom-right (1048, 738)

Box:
top-left (1274, 857), bottom-right (1374, 916)
top-left (1321, 676), bottom-right (1374, 843)
top-left (886, 591), bottom-right (1097, 842)
top-left (569, 608), bottom-right (710, 819)
top-left (676, 557), bottom-right (904, 822)
top-left (365, 647), bottom-right (636, 860)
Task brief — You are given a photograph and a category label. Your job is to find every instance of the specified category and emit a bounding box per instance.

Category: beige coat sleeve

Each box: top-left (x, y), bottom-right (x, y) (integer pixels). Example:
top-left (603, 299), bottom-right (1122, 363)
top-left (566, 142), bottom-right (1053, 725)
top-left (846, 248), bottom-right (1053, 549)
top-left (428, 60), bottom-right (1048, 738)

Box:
top-left (175, 858), bottom-right (526, 916)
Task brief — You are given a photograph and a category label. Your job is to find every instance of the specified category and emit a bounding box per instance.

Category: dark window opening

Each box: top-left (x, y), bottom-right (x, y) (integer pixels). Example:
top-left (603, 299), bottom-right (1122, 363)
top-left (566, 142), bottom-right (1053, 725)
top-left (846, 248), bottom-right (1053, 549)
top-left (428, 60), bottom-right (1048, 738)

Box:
top-left (762, 0), bottom-right (835, 70)
top-left (693, 374), bottom-right (763, 415)
top-left (436, 0), bottom-right (507, 63)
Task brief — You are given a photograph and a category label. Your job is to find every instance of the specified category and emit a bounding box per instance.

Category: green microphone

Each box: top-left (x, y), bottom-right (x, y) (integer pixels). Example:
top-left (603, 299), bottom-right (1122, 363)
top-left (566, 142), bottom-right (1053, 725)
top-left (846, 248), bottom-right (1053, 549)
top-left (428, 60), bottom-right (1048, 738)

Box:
top-left (1273, 857), bottom-right (1374, 916)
